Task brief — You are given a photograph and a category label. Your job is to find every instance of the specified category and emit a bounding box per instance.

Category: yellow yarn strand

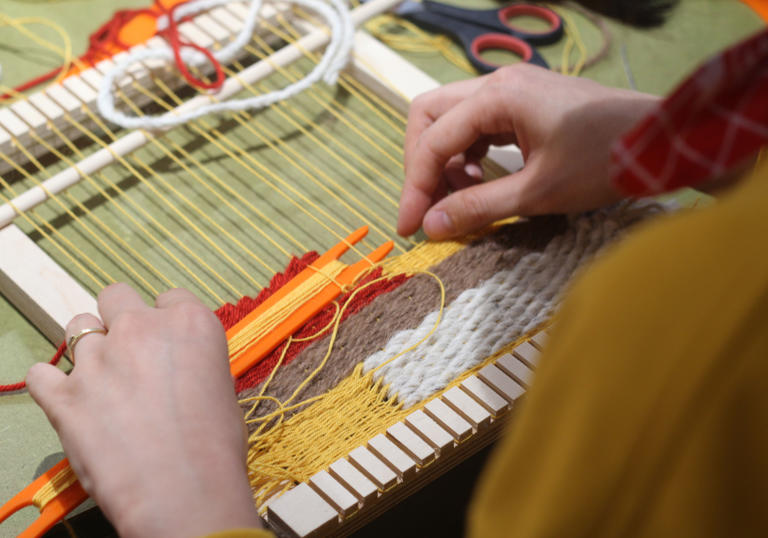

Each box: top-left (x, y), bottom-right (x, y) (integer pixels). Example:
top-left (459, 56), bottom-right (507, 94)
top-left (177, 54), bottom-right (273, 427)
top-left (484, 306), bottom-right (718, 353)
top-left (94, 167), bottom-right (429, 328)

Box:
top-left (0, 14), bottom-right (73, 103)
top-left (364, 13), bottom-right (476, 74)
top-left (31, 466), bottom-right (77, 511)
top-left (228, 260), bottom-right (346, 361)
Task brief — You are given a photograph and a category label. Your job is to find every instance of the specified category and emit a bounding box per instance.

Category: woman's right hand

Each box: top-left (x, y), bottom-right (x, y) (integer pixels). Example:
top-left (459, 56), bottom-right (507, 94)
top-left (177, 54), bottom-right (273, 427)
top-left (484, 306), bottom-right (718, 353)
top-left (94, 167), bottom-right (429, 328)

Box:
top-left (398, 63), bottom-right (660, 240)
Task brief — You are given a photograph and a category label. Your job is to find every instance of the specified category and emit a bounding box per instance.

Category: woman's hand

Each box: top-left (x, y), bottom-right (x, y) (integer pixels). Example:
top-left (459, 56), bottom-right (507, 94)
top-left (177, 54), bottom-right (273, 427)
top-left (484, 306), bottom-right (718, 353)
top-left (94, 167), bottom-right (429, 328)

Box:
top-left (398, 63), bottom-right (660, 239)
top-left (26, 283), bottom-right (261, 538)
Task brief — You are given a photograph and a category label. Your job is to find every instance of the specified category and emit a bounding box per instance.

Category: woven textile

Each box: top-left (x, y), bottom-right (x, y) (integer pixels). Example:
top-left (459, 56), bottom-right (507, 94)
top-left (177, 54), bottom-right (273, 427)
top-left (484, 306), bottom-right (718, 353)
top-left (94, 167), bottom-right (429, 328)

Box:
top-left (363, 206), bottom-right (657, 407)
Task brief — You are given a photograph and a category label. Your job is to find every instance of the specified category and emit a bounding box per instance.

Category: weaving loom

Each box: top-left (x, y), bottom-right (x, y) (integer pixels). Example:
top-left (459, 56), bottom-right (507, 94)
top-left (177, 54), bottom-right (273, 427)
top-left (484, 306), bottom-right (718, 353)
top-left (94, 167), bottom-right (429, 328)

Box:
top-left (0, 1), bottom-right (658, 536)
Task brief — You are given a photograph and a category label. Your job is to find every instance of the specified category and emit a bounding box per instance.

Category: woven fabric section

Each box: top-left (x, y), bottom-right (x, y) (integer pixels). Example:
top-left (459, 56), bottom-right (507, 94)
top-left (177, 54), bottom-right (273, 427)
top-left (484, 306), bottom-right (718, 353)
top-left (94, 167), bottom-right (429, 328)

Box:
top-left (363, 207), bottom-right (652, 407)
top-left (213, 251), bottom-right (409, 392)
top-left (237, 216), bottom-right (567, 422)
top-left (246, 364), bottom-right (408, 507)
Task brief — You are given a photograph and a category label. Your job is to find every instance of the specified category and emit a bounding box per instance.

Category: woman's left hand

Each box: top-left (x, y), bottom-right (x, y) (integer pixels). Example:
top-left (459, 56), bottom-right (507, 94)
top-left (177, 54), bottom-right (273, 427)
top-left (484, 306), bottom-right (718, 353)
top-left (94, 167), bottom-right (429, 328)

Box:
top-left (26, 283), bottom-right (261, 538)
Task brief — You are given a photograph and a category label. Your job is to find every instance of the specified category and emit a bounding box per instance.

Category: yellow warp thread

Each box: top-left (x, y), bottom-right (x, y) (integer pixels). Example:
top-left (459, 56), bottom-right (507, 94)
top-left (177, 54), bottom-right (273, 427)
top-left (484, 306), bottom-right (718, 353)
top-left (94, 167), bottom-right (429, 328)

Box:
top-left (31, 465), bottom-right (77, 511)
top-left (227, 260), bottom-right (346, 361)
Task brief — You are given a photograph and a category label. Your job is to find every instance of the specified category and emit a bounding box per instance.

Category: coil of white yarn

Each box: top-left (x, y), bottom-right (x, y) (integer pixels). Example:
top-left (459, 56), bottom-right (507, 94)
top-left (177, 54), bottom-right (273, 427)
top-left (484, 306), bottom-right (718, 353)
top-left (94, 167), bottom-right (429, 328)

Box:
top-left (97, 0), bottom-right (354, 130)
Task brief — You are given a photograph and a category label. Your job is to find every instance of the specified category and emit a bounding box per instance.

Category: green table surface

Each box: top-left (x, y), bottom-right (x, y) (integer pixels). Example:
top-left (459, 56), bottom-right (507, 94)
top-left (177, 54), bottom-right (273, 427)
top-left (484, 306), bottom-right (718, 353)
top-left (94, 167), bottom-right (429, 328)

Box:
top-left (0, 0), bottom-right (762, 535)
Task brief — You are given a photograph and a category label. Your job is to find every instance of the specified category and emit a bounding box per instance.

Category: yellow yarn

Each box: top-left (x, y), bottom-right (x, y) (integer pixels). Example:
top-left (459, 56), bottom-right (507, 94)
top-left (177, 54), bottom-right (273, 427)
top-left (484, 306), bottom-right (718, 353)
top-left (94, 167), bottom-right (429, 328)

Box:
top-left (231, 226), bottom-right (557, 509)
top-left (0, 13), bottom-right (74, 103)
top-left (227, 260), bottom-right (346, 362)
top-left (364, 13), bottom-right (476, 75)
top-left (31, 465), bottom-right (77, 511)
top-left (246, 363), bottom-right (409, 508)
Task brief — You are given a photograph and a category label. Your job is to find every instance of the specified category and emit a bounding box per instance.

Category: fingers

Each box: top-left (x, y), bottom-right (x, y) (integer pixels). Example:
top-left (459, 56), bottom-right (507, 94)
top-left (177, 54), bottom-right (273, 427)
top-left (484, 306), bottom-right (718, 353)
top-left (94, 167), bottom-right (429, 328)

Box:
top-left (399, 78), bottom-right (492, 237)
top-left (155, 288), bottom-right (205, 309)
top-left (66, 312), bottom-right (107, 365)
top-left (400, 80), bottom-right (519, 237)
top-left (98, 283), bottom-right (147, 329)
top-left (405, 77), bottom-right (488, 161)
top-left (422, 168), bottom-right (533, 239)
top-left (26, 362), bottom-right (67, 422)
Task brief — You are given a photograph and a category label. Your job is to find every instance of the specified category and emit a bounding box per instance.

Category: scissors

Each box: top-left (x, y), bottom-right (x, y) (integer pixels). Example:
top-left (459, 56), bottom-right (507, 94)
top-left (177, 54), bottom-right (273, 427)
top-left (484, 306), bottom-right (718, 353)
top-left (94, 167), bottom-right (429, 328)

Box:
top-left (391, 1), bottom-right (564, 72)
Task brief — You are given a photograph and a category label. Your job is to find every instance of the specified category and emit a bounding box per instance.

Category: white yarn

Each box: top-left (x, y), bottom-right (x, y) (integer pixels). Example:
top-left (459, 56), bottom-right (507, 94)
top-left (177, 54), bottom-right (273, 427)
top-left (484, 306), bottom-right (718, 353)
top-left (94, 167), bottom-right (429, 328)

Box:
top-left (97, 0), bottom-right (354, 130)
top-left (362, 211), bottom-right (628, 408)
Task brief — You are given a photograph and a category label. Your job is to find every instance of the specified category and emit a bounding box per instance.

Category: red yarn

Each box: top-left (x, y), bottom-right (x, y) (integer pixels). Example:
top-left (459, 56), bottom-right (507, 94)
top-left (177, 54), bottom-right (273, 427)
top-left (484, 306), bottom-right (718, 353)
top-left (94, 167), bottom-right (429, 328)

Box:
top-left (212, 252), bottom-right (410, 392)
top-left (0, 341), bottom-right (67, 393)
top-left (234, 268), bottom-right (409, 392)
top-left (1, 0), bottom-right (224, 102)
top-left (159, 2), bottom-right (226, 91)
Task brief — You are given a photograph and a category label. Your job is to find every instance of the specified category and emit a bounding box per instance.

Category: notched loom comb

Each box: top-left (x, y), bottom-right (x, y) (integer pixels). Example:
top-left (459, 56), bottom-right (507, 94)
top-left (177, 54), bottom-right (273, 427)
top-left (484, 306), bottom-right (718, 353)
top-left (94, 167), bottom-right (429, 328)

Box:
top-left (228, 225), bottom-right (394, 377)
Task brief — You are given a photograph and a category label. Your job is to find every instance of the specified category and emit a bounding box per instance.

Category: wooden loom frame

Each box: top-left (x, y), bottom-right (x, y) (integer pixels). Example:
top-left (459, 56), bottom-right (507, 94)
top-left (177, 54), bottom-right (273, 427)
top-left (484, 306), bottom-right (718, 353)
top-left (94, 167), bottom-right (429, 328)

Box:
top-left (0, 1), bottom-right (526, 535)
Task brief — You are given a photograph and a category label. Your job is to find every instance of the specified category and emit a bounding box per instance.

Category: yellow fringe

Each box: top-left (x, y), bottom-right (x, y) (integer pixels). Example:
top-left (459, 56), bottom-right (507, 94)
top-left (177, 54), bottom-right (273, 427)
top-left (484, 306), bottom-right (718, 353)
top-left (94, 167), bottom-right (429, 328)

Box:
top-left (246, 326), bottom-right (547, 509)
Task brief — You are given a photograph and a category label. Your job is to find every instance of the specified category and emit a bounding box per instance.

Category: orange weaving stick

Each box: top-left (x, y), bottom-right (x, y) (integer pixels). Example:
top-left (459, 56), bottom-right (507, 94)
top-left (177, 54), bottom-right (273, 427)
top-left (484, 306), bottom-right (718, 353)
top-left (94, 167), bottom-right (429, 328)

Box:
top-left (229, 234), bottom-right (394, 377)
top-left (226, 226), bottom-right (368, 347)
top-left (0, 458), bottom-right (87, 538)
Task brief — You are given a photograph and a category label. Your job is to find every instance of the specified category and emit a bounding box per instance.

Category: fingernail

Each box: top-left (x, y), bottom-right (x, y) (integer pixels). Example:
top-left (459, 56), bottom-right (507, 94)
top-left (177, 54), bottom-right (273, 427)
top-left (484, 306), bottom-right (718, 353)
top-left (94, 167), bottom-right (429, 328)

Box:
top-left (464, 163), bottom-right (483, 180)
top-left (424, 210), bottom-right (454, 238)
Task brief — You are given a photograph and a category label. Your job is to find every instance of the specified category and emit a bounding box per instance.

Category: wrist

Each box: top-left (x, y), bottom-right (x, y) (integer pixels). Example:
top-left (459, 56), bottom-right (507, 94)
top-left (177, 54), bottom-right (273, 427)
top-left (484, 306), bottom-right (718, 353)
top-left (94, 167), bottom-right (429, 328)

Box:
top-left (109, 464), bottom-right (262, 537)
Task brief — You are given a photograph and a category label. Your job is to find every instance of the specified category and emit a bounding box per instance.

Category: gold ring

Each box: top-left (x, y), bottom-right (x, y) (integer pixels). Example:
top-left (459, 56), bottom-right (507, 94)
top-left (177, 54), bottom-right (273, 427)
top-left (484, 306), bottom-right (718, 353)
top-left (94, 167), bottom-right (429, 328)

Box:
top-left (67, 327), bottom-right (107, 363)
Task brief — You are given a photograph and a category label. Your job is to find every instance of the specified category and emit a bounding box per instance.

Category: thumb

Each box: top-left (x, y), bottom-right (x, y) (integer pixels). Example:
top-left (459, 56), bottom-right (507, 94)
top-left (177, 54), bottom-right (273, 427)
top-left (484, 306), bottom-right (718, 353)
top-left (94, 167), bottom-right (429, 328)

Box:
top-left (421, 168), bottom-right (533, 239)
top-left (26, 362), bottom-right (67, 420)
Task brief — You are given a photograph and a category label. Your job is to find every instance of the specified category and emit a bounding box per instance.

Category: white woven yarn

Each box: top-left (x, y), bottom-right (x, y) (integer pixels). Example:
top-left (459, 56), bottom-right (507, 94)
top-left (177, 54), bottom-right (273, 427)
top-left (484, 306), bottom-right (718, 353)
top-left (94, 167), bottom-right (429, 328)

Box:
top-left (362, 211), bottom-right (627, 408)
top-left (97, 0), bottom-right (354, 130)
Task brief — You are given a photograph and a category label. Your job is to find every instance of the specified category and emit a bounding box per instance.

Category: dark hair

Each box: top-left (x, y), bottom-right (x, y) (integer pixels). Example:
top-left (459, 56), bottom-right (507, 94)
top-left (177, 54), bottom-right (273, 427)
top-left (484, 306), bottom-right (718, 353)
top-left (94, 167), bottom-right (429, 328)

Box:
top-left (570, 0), bottom-right (677, 27)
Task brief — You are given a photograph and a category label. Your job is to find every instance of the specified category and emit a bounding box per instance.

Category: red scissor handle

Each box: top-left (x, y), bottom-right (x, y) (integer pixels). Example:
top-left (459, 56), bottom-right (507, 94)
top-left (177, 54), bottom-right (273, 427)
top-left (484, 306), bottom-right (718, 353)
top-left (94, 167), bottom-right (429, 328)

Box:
top-left (498, 4), bottom-right (563, 36)
top-left (471, 34), bottom-right (534, 64)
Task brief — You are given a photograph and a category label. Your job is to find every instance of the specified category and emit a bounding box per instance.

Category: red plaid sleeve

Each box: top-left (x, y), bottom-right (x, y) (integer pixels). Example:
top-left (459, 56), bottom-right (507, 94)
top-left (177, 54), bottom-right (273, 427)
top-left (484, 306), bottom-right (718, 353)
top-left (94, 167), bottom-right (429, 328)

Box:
top-left (611, 28), bottom-right (768, 197)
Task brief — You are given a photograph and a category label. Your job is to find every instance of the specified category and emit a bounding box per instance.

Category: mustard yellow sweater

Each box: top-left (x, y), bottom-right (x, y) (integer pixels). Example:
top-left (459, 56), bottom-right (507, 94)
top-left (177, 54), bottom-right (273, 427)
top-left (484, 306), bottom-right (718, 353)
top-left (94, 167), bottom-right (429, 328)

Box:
top-left (211, 158), bottom-right (768, 537)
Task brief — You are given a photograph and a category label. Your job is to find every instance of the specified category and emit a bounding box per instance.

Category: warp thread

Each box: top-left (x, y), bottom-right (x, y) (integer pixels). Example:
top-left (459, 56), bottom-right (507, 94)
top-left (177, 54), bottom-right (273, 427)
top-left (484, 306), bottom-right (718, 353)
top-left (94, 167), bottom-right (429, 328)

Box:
top-left (97, 0), bottom-right (355, 129)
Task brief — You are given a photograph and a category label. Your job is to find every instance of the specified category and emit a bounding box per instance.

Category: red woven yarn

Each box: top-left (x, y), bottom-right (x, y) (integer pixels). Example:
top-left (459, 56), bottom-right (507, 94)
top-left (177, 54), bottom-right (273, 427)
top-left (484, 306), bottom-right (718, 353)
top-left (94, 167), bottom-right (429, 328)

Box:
top-left (213, 252), bottom-right (410, 392)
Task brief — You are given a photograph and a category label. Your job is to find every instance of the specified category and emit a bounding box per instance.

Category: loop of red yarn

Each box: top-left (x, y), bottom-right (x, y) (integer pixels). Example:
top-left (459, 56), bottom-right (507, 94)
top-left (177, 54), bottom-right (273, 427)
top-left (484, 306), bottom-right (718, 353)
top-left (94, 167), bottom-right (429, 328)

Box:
top-left (0, 341), bottom-right (67, 393)
top-left (1, 0), bottom-right (225, 102)
top-left (159, 1), bottom-right (226, 91)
